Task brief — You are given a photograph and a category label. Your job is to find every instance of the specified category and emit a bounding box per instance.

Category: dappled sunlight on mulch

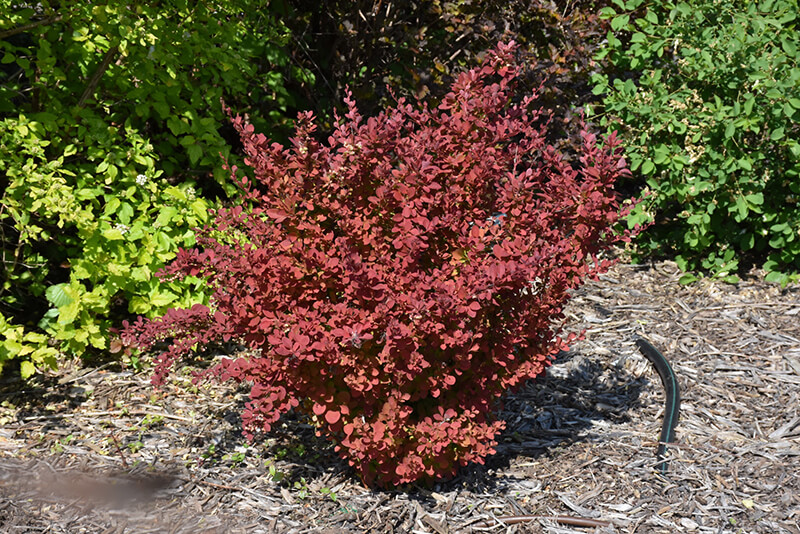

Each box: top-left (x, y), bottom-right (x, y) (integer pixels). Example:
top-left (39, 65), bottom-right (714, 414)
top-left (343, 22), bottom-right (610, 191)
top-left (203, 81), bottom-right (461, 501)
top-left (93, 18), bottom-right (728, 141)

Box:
top-left (1, 259), bottom-right (799, 533)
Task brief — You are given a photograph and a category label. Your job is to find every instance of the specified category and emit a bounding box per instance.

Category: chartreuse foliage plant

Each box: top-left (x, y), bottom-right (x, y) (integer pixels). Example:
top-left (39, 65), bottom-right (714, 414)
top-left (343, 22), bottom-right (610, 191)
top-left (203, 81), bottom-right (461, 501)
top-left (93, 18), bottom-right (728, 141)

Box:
top-left (0, 114), bottom-right (210, 377)
top-left (123, 43), bottom-right (636, 487)
top-left (0, 1), bottom-right (306, 378)
top-left (591, 0), bottom-right (800, 285)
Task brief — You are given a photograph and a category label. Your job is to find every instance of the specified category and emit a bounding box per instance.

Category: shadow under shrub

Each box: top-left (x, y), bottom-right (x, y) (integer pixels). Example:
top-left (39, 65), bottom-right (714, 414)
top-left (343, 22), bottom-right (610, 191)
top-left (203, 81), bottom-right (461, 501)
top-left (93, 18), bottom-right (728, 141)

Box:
top-left (123, 43), bottom-right (636, 487)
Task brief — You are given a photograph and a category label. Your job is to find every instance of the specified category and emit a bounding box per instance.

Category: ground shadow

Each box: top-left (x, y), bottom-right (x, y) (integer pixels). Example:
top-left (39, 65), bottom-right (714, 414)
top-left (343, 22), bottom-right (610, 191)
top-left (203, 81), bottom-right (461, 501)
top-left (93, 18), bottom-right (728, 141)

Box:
top-left (432, 347), bottom-right (655, 495)
top-left (222, 346), bottom-right (658, 496)
top-left (0, 345), bottom-right (660, 501)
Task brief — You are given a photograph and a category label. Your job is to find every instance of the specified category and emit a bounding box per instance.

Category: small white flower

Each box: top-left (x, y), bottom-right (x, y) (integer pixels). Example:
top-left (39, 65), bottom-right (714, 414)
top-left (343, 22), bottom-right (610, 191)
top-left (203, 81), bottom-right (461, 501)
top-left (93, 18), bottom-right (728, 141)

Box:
top-left (114, 223), bottom-right (130, 235)
top-left (136, 174), bottom-right (148, 185)
top-left (186, 186), bottom-right (196, 199)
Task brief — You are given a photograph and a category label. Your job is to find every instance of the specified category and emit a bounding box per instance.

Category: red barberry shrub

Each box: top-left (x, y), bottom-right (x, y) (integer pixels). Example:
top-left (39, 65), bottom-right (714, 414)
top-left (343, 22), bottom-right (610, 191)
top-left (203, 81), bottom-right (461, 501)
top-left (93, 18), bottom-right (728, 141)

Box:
top-left (122, 42), bottom-right (636, 487)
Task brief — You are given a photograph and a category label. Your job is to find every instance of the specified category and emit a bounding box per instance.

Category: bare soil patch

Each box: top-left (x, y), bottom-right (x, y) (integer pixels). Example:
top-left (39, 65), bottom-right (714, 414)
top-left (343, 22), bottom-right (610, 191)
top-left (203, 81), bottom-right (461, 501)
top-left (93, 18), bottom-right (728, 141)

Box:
top-left (1, 260), bottom-right (799, 533)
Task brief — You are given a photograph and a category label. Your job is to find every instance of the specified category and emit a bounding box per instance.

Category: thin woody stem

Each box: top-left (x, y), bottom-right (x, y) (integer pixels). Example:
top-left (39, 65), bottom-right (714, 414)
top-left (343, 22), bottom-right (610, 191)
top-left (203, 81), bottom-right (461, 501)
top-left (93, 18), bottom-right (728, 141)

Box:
top-left (77, 45), bottom-right (119, 108)
top-left (0, 15), bottom-right (64, 40)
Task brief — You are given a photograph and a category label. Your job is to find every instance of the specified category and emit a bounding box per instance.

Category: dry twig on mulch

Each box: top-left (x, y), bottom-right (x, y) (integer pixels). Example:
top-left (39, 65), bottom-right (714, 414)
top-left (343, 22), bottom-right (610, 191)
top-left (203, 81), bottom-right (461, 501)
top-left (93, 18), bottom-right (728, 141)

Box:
top-left (1, 259), bottom-right (799, 533)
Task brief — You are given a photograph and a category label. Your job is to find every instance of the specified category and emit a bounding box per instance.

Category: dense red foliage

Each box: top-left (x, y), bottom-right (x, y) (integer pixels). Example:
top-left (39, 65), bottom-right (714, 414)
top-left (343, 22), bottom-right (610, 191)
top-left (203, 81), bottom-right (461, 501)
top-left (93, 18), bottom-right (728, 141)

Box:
top-left (122, 42), bottom-right (636, 487)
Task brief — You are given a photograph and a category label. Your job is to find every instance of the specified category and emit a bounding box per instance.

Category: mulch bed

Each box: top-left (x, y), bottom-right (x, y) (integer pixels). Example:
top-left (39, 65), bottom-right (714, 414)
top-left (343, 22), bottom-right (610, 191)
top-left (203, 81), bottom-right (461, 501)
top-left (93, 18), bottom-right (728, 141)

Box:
top-left (1, 259), bottom-right (798, 533)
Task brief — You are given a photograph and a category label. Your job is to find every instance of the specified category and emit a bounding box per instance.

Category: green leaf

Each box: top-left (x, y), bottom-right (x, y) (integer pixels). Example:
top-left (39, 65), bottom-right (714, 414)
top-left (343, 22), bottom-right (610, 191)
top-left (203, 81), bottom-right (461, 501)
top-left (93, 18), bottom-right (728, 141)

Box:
top-left (72, 261), bottom-right (93, 279)
top-left (104, 197), bottom-right (121, 216)
top-left (129, 296), bottom-right (152, 314)
top-left (118, 202), bottom-right (134, 224)
top-left (23, 332), bottom-right (48, 344)
top-left (155, 206), bottom-right (179, 227)
top-left (153, 101), bottom-right (170, 119)
top-left (130, 266), bottom-right (152, 282)
top-left (179, 135), bottom-right (197, 147)
top-left (190, 199), bottom-right (209, 222)
top-left (771, 127), bottom-right (785, 140)
top-left (725, 122), bottom-right (735, 138)
top-left (46, 284), bottom-right (73, 308)
top-left (164, 186), bottom-right (187, 201)
top-left (187, 144), bottom-right (203, 165)
top-left (653, 146), bottom-right (670, 164)
top-left (20, 360), bottom-right (37, 379)
top-left (89, 331), bottom-right (106, 349)
top-left (678, 273), bottom-right (698, 285)
top-left (789, 98), bottom-right (800, 109)
top-left (744, 99), bottom-right (755, 118)
top-left (58, 298), bottom-right (81, 324)
top-left (1, 339), bottom-right (23, 358)
top-left (782, 37), bottom-right (797, 55)
top-left (764, 270), bottom-right (785, 283)
top-left (598, 7), bottom-right (617, 18)
top-left (611, 14), bottom-right (630, 31)
top-left (72, 28), bottom-right (90, 42)
top-left (736, 196), bottom-right (749, 220)
top-left (769, 235), bottom-right (785, 248)
top-left (740, 231), bottom-right (755, 250)
top-left (102, 228), bottom-right (125, 241)
top-left (150, 290), bottom-right (178, 308)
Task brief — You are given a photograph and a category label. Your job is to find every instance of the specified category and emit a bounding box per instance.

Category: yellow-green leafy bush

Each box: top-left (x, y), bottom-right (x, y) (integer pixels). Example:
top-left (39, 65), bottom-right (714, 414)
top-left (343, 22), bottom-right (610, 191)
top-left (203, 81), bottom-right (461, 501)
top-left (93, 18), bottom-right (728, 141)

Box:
top-left (0, 0), bottom-right (308, 377)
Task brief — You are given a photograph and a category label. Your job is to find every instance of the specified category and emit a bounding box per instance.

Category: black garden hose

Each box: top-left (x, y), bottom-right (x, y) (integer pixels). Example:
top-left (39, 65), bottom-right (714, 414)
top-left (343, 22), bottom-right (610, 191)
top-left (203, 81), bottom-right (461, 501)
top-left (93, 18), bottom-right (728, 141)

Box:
top-left (634, 335), bottom-right (680, 474)
top-left (467, 338), bottom-right (681, 531)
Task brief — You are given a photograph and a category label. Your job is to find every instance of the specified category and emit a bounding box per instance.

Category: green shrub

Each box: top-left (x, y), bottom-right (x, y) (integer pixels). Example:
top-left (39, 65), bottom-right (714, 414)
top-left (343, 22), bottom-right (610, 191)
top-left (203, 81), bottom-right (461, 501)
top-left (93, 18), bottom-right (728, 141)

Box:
top-left (591, 0), bottom-right (800, 284)
top-left (0, 1), bottom-right (307, 377)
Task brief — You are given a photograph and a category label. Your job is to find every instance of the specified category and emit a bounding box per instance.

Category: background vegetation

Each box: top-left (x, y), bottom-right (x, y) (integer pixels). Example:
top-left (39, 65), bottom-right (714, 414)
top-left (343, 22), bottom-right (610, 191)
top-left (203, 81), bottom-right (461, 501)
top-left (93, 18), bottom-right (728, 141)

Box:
top-left (592, 0), bottom-right (800, 285)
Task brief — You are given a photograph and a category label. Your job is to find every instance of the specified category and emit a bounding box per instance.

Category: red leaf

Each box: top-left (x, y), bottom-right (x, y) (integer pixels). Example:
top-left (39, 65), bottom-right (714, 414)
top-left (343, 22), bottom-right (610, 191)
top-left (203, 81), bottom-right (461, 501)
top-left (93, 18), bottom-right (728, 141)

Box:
top-left (373, 421), bottom-right (386, 439)
top-left (325, 410), bottom-right (341, 424)
top-left (492, 244), bottom-right (509, 258)
top-left (265, 209), bottom-right (289, 222)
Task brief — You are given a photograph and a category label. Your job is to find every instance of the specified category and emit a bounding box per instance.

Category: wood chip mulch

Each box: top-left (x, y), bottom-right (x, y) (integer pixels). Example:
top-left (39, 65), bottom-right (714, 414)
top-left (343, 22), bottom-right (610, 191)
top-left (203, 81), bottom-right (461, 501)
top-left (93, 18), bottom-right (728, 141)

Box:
top-left (1, 259), bottom-right (799, 533)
